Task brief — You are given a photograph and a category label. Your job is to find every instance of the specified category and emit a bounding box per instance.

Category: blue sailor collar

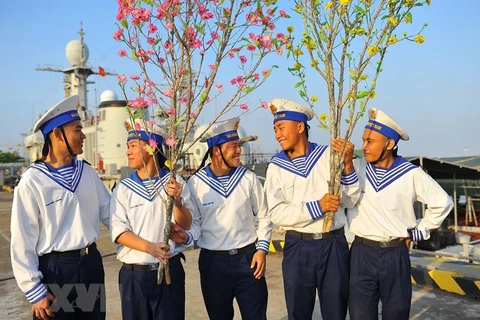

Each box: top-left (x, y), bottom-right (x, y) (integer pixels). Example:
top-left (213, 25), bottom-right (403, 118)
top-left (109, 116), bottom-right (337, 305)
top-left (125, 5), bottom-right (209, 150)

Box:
top-left (30, 159), bottom-right (84, 192)
top-left (194, 165), bottom-right (247, 198)
top-left (269, 142), bottom-right (328, 178)
top-left (366, 156), bottom-right (417, 192)
top-left (121, 168), bottom-right (171, 202)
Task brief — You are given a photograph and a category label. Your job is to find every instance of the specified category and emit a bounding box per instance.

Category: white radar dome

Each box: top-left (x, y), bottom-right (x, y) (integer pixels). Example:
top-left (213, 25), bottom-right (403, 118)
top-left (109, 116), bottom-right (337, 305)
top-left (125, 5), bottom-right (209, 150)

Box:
top-left (66, 40), bottom-right (89, 66)
top-left (100, 90), bottom-right (118, 103)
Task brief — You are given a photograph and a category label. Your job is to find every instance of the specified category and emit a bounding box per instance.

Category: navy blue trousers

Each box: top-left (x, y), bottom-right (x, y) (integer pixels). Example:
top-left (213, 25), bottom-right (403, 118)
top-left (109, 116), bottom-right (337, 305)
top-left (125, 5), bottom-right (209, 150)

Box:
top-left (119, 254), bottom-right (186, 320)
top-left (199, 248), bottom-right (268, 320)
top-left (35, 247), bottom-right (106, 320)
top-left (349, 240), bottom-right (412, 320)
top-left (282, 232), bottom-right (349, 320)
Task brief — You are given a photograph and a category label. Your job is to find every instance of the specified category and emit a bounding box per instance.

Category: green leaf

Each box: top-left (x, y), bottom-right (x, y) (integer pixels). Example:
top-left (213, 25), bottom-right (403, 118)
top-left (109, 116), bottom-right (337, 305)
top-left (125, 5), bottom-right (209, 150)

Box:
top-left (174, 116), bottom-right (185, 127)
top-left (242, 86), bottom-right (254, 93)
top-left (294, 81), bottom-right (303, 88)
top-left (120, 19), bottom-right (128, 29)
top-left (142, 0), bottom-right (154, 5)
top-left (405, 12), bottom-right (413, 24)
top-left (356, 91), bottom-right (370, 99)
top-left (355, 5), bottom-right (366, 15)
top-left (145, 144), bottom-right (154, 156)
top-left (345, 118), bottom-right (350, 124)
top-left (299, 89), bottom-right (307, 98)
top-left (200, 91), bottom-right (207, 103)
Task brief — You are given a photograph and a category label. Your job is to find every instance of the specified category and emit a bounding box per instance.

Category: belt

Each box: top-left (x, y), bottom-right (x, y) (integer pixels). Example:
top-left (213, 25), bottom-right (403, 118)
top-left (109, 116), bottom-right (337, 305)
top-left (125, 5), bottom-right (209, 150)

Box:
top-left (286, 228), bottom-right (344, 240)
top-left (45, 243), bottom-right (97, 258)
top-left (355, 236), bottom-right (405, 248)
top-left (203, 243), bottom-right (256, 256)
top-left (122, 253), bottom-right (185, 272)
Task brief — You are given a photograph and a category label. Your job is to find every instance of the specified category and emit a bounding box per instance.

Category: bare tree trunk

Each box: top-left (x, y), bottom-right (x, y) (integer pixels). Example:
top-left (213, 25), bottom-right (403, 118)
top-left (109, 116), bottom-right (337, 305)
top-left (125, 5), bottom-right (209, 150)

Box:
top-left (157, 195), bottom-right (175, 284)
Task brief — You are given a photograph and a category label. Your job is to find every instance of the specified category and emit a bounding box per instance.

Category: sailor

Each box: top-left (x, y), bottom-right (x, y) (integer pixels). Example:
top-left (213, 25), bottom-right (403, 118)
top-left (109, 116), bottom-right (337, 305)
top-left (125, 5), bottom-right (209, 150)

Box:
top-left (10, 95), bottom-right (111, 320)
top-left (264, 98), bottom-right (359, 320)
top-left (347, 108), bottom-right (453, 320)
top-left (187, 117), bottom-right (273, 320)
top-left (110, 118), bottom-right (194, 320)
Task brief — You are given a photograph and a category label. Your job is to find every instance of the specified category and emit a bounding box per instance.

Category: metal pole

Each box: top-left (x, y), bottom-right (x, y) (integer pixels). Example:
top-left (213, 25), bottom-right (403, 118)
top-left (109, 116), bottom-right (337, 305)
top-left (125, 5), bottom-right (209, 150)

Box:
top-left (454, 173), bottom-right (458, 232)
top-left (94, 88), bottom-right (98, 170)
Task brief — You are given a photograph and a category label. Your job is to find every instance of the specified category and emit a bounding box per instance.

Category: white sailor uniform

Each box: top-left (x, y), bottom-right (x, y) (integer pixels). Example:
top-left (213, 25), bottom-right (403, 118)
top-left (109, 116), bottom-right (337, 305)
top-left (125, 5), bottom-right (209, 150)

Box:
top-left (347, 108), bottom-right (453, 320)
top-left (265, 143), bottom-right (359, 320)
top-left (111, 169), bottom-right (194, 320)
top-left (10, 159), bottom-right (110, 318)
top-left (187, 116), bottom-right (273, 320)
top-left (10, 95), bottom-right (110, 320)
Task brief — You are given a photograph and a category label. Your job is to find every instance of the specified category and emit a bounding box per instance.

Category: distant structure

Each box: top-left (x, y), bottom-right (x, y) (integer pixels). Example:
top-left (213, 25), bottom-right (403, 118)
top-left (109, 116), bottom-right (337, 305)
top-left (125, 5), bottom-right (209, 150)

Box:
top-left (24, 24), bottom-right (126, 174)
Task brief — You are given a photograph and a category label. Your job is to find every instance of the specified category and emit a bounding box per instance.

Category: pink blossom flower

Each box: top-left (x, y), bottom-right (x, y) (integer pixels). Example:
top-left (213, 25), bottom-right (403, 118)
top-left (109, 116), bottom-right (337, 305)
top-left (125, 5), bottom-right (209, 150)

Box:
top-left (277, 48), bottom-right (283, 55)
top-left (145, 78), bottom-right (155, 87)
top-left (279, 10), bottom-right (287, 17)
top-left (148, 23), bottom-right (158, 33)
top-left (208, 64), bottom-right (215, 70)
top-left (239, 55), bottom-right (247, 64)
top-left (128, 97), bottom-right (149, 108)
top-left (164, 88), bottom-right (173, 97)
top-left (268, 23), bottom-right (275, 31)
top-left (130, 75), bottom-right (140, 81)
top-left (158, 57), bottom-right (166, 64)
top-left (180, 96), bottom-right (188, 104)
top-left (118, 75), bottom-right (127, 83)
top-left (239, 104), bottom-right (248, 110)
top-left (189, 112), bottom-right (197, 119)
top-left (267, 9), bottom-right (274, 15)
top-left (276, 32), bottom-right (285, 39)
top-left (201, 12), bottom-right (214, 20)
top-left (262, 69), bottom-right (269, 76)
top-left (165, 138), bottom-right (175, 147)
top-left (166, 108), bottom-right (175, 115)
top-left (215, 84), bottom-right (223, 90)
top-left (113, 29), bottom-right (124, 41)
top-left (135, 123), bottom-right (142, 130)
top-left (238, 81), bottom-right (247, 87)
top-left (149, 139), bottom-right (158, 149)
top-left (118, 49), bottom-right (127, 57)
top-left (211, 31), bottom-right (219, 40)
top-left (147, 119), bottom-right (156, 126)
top-left (147, 37), bottom-right (156, 45)
top-left (164, 41), bottom-right (171, 49)
top-left (228, 50), bottom-right (235, 58)
top-left (247, 44), bottom-right (256, 52)
top-left (261, 101), bottom-right (269, 109)
top-left (137, 85), bottom-right (145, 93)
top-left (253, 73), bottom-right (260, 81)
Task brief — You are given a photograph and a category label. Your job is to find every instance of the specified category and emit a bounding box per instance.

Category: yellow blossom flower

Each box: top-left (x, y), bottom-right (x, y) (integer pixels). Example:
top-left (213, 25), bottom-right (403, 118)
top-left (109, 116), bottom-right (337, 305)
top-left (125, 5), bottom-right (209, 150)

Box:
top-left (320, 113), bottom-right (328, 121)
top-left (404, 15), bottom-right (412, 23)
top-left (295, 3), bottom-right (302, 13)
top-left (389, 16), bottom-right (398, 25)
top-left (287, 25), bottom-right (295, 33)
top-left (293, 62), bottom-right (302, 70)
top-left (325, 24), bottom-right (331, 31)
top-left (356, 28), bottom-right (366, 35)
top-left (371, 80), bottom-right (376, 87)
top-left (367, 45), bottom-right (379, 55)
top-left (426, 0), bottom-right (431, 5)
top-left (349, 69), bottom-right (356, 76)
top-left (338, 8), bottom-right (347, 14)
top-left (387, 36), bottom-right (397, 45)
top-left (293, 49), bottom-right (304, 56)
top-left (286, 43), bottom-right (293, 50)
top-left (369, 91), bottom-right (376, 99)
top-left (415, 34), bottom-right (425, 44)
top-left (340, 0), bottom-right (351, 6)
top-left (311, 96), bottom-right (318, 103)
top-left (310, 59), bottom-right (319, 67)
top-left (165, 160), bottom-right (172, 169)
top-left (325, 1), bottom-right (333, 10)
top-left (360, 74), bottom-right (368, 80)
top-left (402, 31), bottom-right (407, 37)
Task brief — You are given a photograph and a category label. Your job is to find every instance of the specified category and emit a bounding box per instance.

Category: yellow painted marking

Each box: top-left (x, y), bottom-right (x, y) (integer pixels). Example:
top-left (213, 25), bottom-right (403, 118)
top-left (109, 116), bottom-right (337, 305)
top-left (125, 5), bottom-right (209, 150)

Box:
top-left (475, 281), bottom-right (480, 291)
top-left (269, 242), bottom-right (277, 253)
top-left (411, 275), bottom-right (416, 285)
top-left (429, 270), bottom-right (465, 295)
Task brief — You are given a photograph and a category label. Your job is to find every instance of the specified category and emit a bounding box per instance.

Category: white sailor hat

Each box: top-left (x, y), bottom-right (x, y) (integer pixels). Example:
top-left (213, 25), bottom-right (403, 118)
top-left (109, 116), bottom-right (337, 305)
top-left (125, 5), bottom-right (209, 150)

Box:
top-left (124, 118), bottom-right (167, 146)
top-left (33, 95), bottom-right (81, 136)
top-left (200, 117), bottom-right (240, 149)
top-left (365, 108), bottom-right (409, 143)
top-left (269, 98), bottom-right (314, 124)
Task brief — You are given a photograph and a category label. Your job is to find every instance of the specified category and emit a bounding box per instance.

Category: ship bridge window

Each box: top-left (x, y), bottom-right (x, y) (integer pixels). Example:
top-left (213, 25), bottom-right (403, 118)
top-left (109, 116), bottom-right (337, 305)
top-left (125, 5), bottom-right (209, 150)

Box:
top-left (101, 110), bottom-right (106, 121)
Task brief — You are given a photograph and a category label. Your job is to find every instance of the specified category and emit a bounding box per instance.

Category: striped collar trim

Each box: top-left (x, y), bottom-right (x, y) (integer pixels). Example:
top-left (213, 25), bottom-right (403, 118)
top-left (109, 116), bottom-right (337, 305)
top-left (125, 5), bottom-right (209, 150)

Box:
top-left (121, 169), bottom-right (170, 202)
top-left (269, 142), bottom-right (327, 178)
top-left (193, 166), bottom-right (248, 198)
top-left (30, 159), bottom-right (84, 192)
top-left (366, 157), bottom-right (417, 192)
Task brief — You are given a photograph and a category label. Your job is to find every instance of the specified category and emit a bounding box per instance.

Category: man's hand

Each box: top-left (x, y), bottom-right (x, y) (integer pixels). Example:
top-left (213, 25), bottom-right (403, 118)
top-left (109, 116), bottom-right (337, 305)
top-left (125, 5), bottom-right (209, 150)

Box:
top-left (331, 138), bottom-right (355, 173)
top-left (147, 242), bottom-right (171, 265)
top-left (166, 178), bottom-right (183, 205)
top-left (31, 293), bottom-right (55, 320)
top-left (319, 194), bottom-right (340, 213)
top-left (170, 223), bottom-right (189, 245)
top-left (251, 250), bottom-right (267, 279)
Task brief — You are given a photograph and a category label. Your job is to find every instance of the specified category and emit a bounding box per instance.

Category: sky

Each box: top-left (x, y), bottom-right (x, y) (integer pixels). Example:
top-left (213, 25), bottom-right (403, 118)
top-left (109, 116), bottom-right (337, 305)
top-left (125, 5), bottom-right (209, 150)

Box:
top-left (0, 0), bottom-right (478, 158)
